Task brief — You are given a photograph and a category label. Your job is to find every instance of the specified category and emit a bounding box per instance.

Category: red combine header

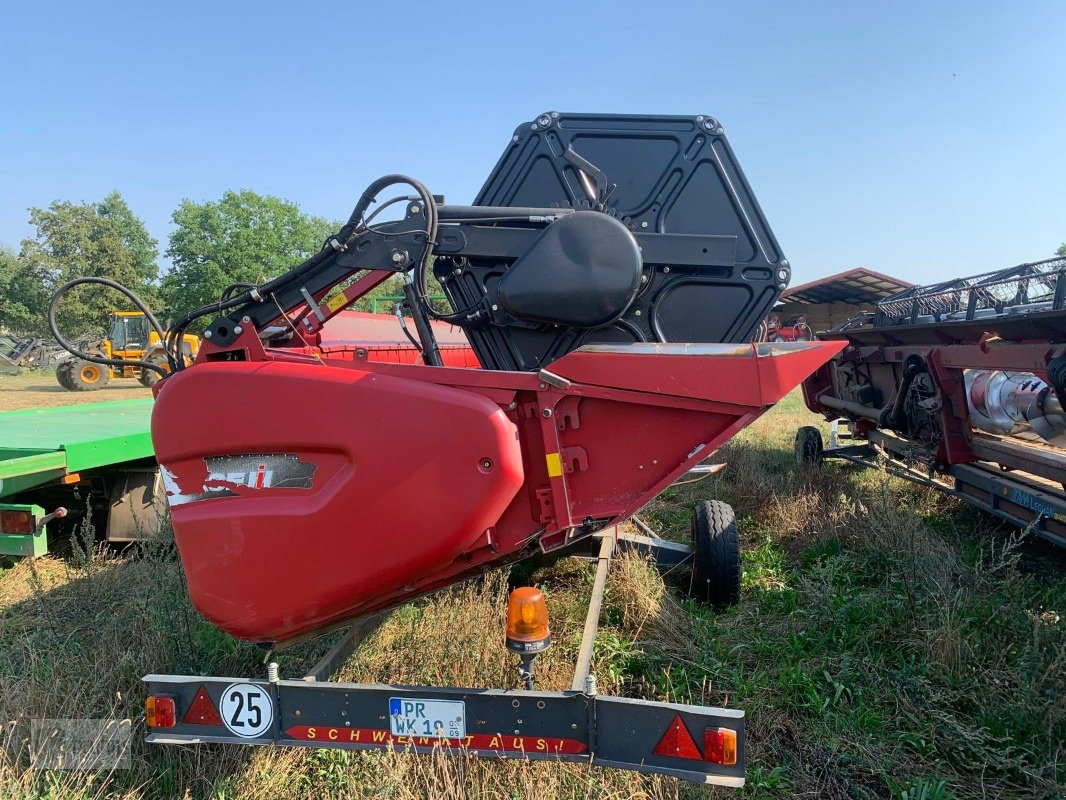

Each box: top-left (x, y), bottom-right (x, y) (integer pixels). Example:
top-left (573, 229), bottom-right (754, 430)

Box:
top-left (50, 112), bottom-right (843, 787)
top-left (798, 256), bottom-right (1066, 548)
top-left (154, 338), bottom-right (833, 644)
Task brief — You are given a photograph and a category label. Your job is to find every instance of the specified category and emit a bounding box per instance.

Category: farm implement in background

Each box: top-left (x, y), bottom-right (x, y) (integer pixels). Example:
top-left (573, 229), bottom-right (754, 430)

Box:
top-left (798, 256), bottom-right (1066, 548)
top-left (764, 312), bottom-right (813, 342)
top-left (0, 335), bottom-right (72, 376)
top-left (52, 112), bottom-right (843, 786)
top-left (0, 400), bottom-right (161, 557)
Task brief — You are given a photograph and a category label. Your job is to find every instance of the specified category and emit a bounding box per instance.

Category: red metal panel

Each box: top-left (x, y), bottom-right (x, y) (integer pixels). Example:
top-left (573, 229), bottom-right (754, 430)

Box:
top-left (153, 336), bottom-right (842, 645)
top-left (320, 311), bottom-right (472, 346)
top-left (153, 361), bottom-right (524, 642)
top-left (550, 342), bottom-right (844, 407)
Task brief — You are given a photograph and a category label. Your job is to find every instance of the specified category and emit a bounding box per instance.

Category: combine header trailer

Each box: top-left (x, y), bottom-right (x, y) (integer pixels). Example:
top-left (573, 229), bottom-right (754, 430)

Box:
top-left (52, 113), bottom-right (842, 786)
top-left (799, 257), bottom-right (1066, 547)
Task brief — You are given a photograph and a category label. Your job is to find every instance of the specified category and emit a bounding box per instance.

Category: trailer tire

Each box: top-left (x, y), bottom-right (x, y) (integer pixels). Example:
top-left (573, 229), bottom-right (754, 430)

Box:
top-left (69, 360), bottom-right (110, 391)
top-left (794, 425), bottom-right (823, 466)
top-left (690, 500), bottom-right (740, 608)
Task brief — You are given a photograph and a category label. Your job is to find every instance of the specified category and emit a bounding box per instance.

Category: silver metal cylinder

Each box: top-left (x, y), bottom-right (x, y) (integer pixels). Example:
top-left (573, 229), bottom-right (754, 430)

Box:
top-left (964, 370), bottom-right (1065, 446)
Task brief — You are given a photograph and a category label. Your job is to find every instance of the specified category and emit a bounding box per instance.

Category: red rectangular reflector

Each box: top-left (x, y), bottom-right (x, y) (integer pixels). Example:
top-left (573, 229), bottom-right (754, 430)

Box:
top-left (146, 695), bottom-right (176, 728)
top-left (703, 727), bottom-right (737, 765)
top-left (0, 509), bottom-right (36, 535)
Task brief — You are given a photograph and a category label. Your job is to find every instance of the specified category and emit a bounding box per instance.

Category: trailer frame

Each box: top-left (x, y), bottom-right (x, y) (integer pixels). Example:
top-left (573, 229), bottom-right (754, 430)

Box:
top-left (0, 399), bottom-right (164, 556)
top-left (143, 525), bottom-right (747, 787)
top-left (800, 420), bottom-right (1066, 547)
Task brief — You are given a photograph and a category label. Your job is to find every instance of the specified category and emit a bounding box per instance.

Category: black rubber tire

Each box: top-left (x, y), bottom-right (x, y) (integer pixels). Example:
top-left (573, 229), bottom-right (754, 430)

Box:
top-left (55, 362), bottom-right (76, 390)
top-left (69, 360), bottom-right (110, 391)
top-left (794, 425), bottom-right (824, 466)
top-left (138, 356), bottom-right (167, 387)
top-left (690, 500), bottom-right (741, 607)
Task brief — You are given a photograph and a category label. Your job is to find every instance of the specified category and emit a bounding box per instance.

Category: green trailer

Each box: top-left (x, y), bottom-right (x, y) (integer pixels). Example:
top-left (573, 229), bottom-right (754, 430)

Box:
top-left (0, 399), bottom-right (160, 557)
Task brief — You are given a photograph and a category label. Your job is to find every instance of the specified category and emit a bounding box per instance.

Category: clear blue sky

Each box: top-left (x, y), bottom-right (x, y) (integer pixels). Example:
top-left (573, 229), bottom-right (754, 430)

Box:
top-left (1, 0), bottom-right (1063, 287)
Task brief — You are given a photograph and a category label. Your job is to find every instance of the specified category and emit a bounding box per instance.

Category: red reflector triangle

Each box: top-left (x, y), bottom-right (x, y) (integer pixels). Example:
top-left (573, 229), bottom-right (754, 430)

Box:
top-left (652, 714), bottom-right (702, 760)
top-left (182, 685), bottom-right (223, 726)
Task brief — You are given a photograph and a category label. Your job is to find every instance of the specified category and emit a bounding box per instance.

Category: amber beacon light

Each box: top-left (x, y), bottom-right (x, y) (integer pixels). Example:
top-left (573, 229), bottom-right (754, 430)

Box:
top-left (506, 587), bottom-right (552, 653)
top-left (505, 587), bottom-right (551, 690)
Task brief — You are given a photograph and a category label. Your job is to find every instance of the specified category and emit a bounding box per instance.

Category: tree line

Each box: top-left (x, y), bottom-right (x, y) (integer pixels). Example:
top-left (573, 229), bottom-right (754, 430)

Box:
top-left (2, 190), bottom-right (1065, 340)
top-left (0, 190), bottom-right (405, 338)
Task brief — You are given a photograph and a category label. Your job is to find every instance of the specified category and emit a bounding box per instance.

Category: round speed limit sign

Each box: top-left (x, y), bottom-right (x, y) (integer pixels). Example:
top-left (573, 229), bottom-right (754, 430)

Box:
top-left (219, 682), bottom-right (273, 738)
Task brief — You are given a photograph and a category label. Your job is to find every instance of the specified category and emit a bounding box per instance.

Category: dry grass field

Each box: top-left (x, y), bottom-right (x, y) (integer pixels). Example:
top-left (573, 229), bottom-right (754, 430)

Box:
top-left (0, 372), bottom-right (151, 411)
top-left (1, 392), bottom-right (1063, 799)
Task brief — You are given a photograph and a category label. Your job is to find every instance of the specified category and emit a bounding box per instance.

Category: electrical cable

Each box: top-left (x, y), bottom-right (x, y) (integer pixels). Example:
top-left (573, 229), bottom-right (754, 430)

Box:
top-left (221, 282), bottom-right (259, 301)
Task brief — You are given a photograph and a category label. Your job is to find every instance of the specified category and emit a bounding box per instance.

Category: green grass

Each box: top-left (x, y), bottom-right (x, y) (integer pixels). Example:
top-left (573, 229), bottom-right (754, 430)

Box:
top-left (626, 393), bottom-right (1066, 799)
top-left (1, 391), bottom-right (1063, 799)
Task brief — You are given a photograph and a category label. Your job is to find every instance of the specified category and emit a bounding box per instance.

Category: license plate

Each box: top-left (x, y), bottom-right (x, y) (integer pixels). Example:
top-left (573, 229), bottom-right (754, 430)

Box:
top-left (389, 697), bottom-right (466, 739)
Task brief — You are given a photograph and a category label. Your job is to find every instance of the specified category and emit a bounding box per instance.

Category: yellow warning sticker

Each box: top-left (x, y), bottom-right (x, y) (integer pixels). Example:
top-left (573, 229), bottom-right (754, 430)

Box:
top-left (545, 452), bottom-right (563, 478)
top-left (325, 293), bottom-right (348, 313)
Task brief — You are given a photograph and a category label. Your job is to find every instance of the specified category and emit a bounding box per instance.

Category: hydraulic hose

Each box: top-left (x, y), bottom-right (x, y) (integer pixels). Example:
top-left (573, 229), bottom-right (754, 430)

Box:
top-left (886, 355), bottom-right (926, 427)
top-left (48, 277), bottom-right (173, 378)
top-left (166, 174), bottom-right (444, 367)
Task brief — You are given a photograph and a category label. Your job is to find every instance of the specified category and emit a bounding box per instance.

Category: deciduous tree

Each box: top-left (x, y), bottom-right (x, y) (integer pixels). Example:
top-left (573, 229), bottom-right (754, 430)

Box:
top-left (15, 194), bottom-right (158, 337)
top-left (0, 245), bottom-right (48, 334)
top-left (162, 190), bottom-right (337, 319)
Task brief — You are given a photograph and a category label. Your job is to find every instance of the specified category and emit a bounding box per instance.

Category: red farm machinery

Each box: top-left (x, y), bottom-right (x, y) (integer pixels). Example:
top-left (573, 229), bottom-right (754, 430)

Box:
top-left (759, 312), bottom-right (813, 343)
top-left (50, 113), bottom-right (843, 787)
top-left (797, 256), bottom-right (1066, 548)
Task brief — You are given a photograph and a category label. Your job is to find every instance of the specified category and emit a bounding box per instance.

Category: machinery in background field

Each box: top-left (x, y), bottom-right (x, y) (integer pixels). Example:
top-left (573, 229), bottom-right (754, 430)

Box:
top-left (764, 312), bottom-right (812, 342)
top-left (798, 256), bottom-right (1066, 547)
top-left (56, 311), bottom-right (199, 391)
top-left (0, 335), bottom-right (73, 375)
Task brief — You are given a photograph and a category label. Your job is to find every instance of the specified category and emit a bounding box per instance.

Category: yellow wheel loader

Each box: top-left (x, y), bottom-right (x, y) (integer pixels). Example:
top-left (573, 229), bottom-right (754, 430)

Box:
top-left (56, 312), bottom-right (199, 391)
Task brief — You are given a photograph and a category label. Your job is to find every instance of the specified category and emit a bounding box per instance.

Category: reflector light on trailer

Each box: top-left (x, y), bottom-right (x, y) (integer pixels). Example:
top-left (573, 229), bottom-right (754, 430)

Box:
top-left (182, 685), bottom-right (223, 726)
top-left (652, 714), bottom-right (703, 761)
top-left (0, 509), bottom-right (35, 535)
top-left (505, 587), bottom-right (551, 653)
top-left (145, 695), bottom-right (176, 728)
top-left (704, 727), bottom-right (738, 765)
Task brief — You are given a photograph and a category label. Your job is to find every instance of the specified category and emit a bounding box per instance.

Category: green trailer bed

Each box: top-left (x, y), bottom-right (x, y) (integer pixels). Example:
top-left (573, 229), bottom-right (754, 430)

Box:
top-left (0, 399), bottom-right (154, 499)
top-left (0, 399), bottom-right (156, 557)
